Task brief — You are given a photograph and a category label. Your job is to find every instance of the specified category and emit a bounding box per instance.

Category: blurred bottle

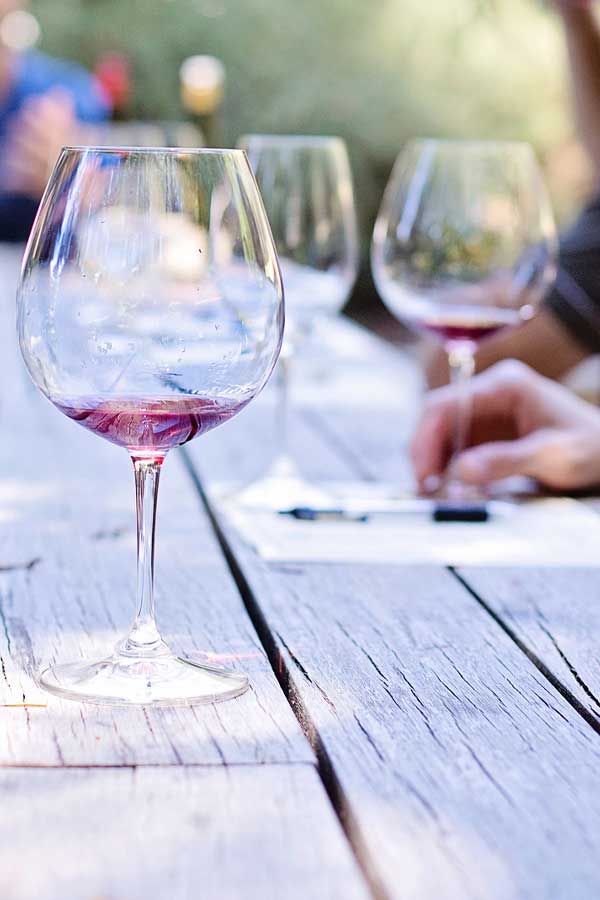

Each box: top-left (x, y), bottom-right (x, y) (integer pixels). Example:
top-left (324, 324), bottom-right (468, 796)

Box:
top-left (179, 55), bottom-right (225, 147)
top-left (94, 53), bottom-right (131, 120)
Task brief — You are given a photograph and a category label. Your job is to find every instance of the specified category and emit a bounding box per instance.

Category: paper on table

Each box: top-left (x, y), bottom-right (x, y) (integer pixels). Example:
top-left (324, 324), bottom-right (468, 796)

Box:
top-left (219, 496), bottom-right (600, 567)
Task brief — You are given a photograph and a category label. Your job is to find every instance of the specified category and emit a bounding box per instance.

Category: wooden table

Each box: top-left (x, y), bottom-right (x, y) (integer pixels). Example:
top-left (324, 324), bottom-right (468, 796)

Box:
top-left (2, 243), bottom-right (600, 900)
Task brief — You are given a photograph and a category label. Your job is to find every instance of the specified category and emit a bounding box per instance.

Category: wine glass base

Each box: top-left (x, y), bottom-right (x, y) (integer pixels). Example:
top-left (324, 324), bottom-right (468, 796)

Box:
top-left (232, 472), bottom-right (334, 511)
top-left (38, 651), bottom-right (249, 707)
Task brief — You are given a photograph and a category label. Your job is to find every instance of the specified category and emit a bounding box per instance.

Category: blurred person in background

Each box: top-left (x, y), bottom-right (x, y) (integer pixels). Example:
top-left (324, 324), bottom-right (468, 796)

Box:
top-left (0, 1), bottom-right (109, 241)
top-left (412, 0), bottom-right (600, 493)
top-left (425, 0), bottom-right (600, 386)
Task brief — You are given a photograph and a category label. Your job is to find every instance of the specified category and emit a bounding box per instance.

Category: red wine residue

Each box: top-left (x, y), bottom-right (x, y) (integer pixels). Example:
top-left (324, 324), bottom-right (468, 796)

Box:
top-left (421, 321), bottom-right (506, 343)
top-left (54, 396), bottom-right (246, 453)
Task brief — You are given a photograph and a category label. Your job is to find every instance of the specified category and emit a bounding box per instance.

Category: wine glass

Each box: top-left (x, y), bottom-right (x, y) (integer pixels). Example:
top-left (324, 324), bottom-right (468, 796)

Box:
top-left (371, 139), bottom-right (557, 499)
top-left (17, 147), bottom-right (284, 706)
top-left (234, 134), bottom-right (359, 509)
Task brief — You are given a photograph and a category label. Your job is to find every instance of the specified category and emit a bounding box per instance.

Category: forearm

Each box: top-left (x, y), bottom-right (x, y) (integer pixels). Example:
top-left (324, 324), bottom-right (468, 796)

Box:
top-left (474, 310), bottom-right (588, 377)
top-left (423, 310), bottom-right (588, 388)
top-left (558, 3), bottom-right (600, 174)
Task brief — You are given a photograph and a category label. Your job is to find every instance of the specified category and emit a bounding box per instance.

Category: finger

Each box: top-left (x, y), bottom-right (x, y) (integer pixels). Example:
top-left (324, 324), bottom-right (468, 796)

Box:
top-left (6, 129), bottom-right (50, 165)
top-left (452, 432), bottom-right (548, 485)
top-left (17, 92), bottom-right (75, 140)
top-left (410, 361), bottom-right (544, 486)
top-left (21, 87), bottom-right (74, 116)
top-left (410, 400), bottom-right (454, 487)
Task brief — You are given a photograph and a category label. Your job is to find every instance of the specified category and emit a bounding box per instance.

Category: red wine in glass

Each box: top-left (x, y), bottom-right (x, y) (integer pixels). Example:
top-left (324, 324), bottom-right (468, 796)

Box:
top-left (414, 307), bottom-right (523, 346)
top-left (53, 396), bottom-right (247, 457)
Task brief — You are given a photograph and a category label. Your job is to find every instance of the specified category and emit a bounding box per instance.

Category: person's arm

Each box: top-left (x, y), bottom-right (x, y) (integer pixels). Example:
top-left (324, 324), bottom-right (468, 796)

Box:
top-left (412, 359), bottom-right (600, 491)
top-left (556, 1), bottom-right (600, 175)
top-left (423, 308), bottom-right (588, 388)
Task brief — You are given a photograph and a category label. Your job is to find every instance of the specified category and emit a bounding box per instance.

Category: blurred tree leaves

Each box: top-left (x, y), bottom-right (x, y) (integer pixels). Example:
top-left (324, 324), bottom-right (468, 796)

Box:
top-left (30, 0), bottom-right (575, 235)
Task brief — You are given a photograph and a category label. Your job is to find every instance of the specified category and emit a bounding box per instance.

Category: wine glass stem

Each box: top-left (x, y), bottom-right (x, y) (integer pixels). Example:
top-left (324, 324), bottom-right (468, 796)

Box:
top-left (447, 342), bottom-right (476, 463)
top-left (121, 455), bottom-right (166, 656)
top-left (273, 347), bottom-right (296, 476)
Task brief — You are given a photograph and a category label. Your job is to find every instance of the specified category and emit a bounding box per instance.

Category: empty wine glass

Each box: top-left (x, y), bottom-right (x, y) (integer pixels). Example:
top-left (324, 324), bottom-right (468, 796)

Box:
top-left (372, 139), bottom-right (557, 499)
top-left (234, 134), bottom-right (359, 509)
top-left (17, 147), bottom-right (284, 706)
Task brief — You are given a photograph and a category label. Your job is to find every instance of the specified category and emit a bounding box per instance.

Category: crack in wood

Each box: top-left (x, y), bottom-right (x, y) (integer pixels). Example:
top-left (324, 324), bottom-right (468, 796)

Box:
top-left (537, 622), bottom-right (600, 717)
top-left (449, 567), bottom-right (600, 738)
top-left (0, 558), bottom-right (40, 573)
top-left (335, 619), bottom-right (389, 684)
top-left (0, 592), bottom-right (12, 655)
top-left (332, 617), bottom-right (446, 748)
top-left (275, 630), bottom-right (337, 713)
top-left (352, 713), bottom-right (385, 763)
top-left (179, 447), bottom-right (391, 900)
top-left (464, 745), bottom-right (516, 809)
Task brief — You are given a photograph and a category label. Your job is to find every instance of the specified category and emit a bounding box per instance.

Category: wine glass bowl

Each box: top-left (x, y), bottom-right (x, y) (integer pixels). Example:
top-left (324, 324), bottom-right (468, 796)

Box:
top-left (18, 146), bottom-right (284, 705)
top-left (372, 140), bottom-right (557, 343)
top-left (372, 139), bottom-right (557, 498)
top-left (240, 134), bottom-right (358, 345)
top-left (234, 134), bottom-right (358, 508)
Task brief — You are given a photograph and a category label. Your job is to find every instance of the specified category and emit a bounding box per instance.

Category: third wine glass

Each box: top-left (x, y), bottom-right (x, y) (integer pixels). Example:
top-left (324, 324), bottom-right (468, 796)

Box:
top-left (372, 139), bottom-right (557, 499)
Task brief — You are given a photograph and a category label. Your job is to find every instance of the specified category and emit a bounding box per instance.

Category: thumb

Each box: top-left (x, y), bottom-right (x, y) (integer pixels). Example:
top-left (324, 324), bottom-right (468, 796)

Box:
top-left (452, 435), bottom-right (542, 485)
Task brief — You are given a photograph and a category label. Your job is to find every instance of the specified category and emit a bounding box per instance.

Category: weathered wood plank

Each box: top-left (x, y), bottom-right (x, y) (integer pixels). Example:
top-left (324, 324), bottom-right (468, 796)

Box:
top-left (191, 524), bottom-right (600, 900)
top-left (189, 316), bottom-right (600, 899)
top-left (0, 247), bottom-right (311, 767)
top-left (454, 566), bottom-right (600, 727)
top-left (292, 321), bottom-right (600, 742)
top-left (0, 765), bottom-right (370, 900)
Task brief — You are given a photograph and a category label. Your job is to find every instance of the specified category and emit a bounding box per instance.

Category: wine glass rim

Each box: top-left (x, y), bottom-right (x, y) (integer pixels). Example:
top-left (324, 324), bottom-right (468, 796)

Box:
top-left (238, 133), bottom-right (344, 147)
top-left (404, 137), bottom-right (534, 151)
top-left (60, 145), bottom-right (248, 156)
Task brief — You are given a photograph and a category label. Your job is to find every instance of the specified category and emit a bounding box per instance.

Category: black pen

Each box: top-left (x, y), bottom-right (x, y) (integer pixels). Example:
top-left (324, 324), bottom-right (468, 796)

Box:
top-left (279, 502), bottom-right (491, 523)
top-left (279, 507), bottom-right (369, 523)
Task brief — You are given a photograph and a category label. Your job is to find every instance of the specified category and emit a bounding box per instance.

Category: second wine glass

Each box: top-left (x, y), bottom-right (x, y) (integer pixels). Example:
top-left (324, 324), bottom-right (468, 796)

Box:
top-left (235, 134), bottom-right (359, 509)
top-left (372, 139), bottom-right (558, 499)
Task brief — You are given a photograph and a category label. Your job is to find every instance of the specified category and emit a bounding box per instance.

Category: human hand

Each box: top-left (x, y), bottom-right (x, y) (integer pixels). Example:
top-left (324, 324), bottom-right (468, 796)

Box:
top-left (411, 359), bottom-right (600, 491)
top-left (2, 89), bottom-right (81, 198)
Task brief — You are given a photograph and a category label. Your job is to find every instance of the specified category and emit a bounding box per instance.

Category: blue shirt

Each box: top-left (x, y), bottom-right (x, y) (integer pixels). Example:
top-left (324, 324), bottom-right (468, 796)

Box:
top-left (0, 51), bottom-right (110, 242)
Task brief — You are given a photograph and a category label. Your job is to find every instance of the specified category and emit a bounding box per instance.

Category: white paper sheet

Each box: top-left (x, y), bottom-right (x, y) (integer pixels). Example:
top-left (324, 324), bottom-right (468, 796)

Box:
top-left (218, 494), bottom-right (600, 567)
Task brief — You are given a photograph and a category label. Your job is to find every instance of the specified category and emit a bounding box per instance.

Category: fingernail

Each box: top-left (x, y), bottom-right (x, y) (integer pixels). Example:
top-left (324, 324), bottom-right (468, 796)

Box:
top-left (422, 474), bottom-right (442, 494)
top-left (454, 452), bottom-right (487, 483)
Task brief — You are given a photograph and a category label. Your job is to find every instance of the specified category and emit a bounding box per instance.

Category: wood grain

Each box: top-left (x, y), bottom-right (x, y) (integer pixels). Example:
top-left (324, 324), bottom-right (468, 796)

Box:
top-left (455, 565), bottom-right (600, 727)
top-left (197, 525), bottom-right (600, 899)
top-left (190, 316), bottom-right (600, 899)
top-left (0, 765), bottom-right (369, 900)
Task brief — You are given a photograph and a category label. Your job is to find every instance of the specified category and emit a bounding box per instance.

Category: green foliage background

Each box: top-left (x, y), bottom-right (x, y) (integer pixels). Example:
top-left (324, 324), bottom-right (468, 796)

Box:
top-left (30, 0), bottom-right (576, 252)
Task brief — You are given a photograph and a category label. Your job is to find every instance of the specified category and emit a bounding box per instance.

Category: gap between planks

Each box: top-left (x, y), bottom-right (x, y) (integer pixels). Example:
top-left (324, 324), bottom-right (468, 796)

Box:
top-left (180, 447), bottom-right (392, 900)
top-left (449, 566), bottom-right (600, 737)
top-left (303, 396), bottom-right (600, 744)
